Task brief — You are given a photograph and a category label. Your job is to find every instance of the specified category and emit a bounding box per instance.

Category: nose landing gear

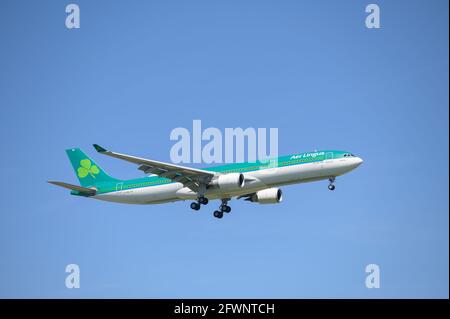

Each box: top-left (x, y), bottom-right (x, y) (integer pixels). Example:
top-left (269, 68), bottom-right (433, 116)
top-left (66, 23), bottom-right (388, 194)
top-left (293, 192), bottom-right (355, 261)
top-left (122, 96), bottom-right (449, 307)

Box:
top-left (328, 177), bottom-right (336, 191)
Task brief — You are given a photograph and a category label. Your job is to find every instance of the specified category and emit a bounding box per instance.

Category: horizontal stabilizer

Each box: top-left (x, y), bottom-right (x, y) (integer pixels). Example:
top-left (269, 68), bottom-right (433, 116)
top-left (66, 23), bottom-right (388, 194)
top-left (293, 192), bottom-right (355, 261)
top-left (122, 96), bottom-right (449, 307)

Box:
top-left (48, 181), bottom-right (97, 196)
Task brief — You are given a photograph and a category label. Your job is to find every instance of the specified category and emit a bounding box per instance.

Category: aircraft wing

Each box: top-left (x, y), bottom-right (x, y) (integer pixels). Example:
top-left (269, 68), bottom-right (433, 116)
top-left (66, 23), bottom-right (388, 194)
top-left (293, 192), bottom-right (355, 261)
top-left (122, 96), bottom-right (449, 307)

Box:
top-left (93, 144), bottom-right (217, 192)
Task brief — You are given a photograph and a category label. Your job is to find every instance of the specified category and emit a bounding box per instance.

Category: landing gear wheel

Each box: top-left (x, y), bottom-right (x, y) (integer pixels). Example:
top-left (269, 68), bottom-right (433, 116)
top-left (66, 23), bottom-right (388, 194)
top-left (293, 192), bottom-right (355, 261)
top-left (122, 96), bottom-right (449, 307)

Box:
top-left (213, 210), bottom-right (223, 219)
top-left (190, 202), bottom-right (201, 210)
top-left (222, 205), bottom-right (231, 213)
top-left (198, 197), bottom-right (209, 205)
top-left (328, 184), bottom-right (335, 191)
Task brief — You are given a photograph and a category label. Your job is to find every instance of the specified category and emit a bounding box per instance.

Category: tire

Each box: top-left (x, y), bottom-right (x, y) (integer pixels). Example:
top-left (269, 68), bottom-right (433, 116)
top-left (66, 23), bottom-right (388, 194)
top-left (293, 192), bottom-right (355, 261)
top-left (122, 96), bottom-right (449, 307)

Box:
top-left (328, 184), bottom-right (335, 191)
top-left (223, 205), bottom-right (231, 213)
top-left (190, 202), bottom-right (200, 210)
top-left (213, 210), bottom-right (221, 218)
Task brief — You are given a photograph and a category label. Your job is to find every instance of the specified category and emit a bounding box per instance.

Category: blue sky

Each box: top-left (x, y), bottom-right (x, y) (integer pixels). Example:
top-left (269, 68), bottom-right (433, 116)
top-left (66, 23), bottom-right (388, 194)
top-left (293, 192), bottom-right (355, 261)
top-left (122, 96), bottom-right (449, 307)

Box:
top-left (0, 0), bottom-right (448, 298)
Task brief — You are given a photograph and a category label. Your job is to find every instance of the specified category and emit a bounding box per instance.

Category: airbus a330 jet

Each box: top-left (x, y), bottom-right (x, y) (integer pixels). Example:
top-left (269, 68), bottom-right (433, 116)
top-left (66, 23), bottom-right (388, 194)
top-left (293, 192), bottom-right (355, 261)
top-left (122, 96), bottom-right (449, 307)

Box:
top-left (49, 144), bottom-right (363, 219)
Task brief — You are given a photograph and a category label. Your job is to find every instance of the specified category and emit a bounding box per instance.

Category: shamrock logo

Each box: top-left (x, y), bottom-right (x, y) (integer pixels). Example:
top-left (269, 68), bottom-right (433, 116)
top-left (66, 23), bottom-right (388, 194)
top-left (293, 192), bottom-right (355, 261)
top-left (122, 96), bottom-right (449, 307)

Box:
top-left (77, 159), bottom-right (100, 179)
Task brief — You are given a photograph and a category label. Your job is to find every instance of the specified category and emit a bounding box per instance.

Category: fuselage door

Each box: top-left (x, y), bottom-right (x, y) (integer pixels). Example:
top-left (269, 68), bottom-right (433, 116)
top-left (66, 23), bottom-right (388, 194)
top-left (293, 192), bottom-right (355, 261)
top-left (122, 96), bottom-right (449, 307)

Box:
top-left (116, 182), bottom-right (123, 191)
top-left (320, 152), bottom-right (334, 176)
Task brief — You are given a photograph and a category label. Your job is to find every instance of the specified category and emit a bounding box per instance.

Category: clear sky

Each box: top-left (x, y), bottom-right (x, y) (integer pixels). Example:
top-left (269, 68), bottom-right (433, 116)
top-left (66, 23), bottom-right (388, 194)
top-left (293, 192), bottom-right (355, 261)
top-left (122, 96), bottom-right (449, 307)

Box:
top-left (0, 0), bottom-right (448, 298)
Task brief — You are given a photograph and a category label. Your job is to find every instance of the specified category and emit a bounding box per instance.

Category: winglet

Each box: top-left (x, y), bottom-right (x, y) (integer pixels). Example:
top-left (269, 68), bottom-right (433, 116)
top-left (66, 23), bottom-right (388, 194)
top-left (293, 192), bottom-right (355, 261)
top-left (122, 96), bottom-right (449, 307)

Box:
top-left (93, 144), bottom-right (107, 153)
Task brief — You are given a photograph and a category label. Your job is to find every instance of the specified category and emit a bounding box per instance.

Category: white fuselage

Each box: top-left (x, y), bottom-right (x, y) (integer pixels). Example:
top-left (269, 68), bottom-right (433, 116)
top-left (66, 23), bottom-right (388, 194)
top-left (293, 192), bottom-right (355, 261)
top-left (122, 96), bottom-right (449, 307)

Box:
top-left (93, 157), bottom-right (363, 205)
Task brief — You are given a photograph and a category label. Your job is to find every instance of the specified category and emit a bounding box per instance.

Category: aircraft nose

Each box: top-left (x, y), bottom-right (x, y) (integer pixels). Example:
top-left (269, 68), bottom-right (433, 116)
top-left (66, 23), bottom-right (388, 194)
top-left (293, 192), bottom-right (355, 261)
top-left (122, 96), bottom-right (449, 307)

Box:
top-left (355, 157), bottom-right (364, 166)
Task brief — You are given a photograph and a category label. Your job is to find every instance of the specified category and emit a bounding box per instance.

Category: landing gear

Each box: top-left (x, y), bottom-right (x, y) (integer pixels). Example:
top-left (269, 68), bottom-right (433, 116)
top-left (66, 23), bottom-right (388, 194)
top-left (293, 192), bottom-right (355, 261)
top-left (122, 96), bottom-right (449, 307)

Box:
top-left (190, 197), bottom-right (232, 218)
top-left (328, 177), bottom-right (336, 191)
top-left (198, 196), bottom-right (209, 205)
top-left (213, 210), bottom-right (223, 219)
top-left (190, 196), bottom-right (208, 211)
top-left (213, 199), bottom-right (231, 218)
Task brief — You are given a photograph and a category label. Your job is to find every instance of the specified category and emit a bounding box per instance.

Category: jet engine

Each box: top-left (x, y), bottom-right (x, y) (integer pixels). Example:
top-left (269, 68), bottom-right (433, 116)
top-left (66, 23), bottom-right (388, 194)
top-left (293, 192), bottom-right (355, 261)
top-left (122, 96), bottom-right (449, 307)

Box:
top-left (249, 188), bottom-right (282, 204)
top-left (210, 173), bottom-right (245, 191)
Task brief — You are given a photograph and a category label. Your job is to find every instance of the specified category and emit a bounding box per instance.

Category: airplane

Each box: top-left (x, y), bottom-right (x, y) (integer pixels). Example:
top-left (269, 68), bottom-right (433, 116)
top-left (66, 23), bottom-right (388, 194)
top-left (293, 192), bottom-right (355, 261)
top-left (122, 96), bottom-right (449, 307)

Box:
top-left (48, 145), bottom-right (363, 219)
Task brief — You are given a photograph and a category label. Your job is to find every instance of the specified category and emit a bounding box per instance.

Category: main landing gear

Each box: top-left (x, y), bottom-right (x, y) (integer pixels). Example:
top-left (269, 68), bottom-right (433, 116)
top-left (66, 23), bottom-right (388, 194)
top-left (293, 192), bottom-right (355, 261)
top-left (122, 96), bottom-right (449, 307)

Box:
top-left (213, 199), bottom-right (231, 219)
top-left (328, 177), bottom-right (336, 191)
top-left (190, 196), bottom-right (209, 211)
top-left (190, 197), bottom-right (231, 219)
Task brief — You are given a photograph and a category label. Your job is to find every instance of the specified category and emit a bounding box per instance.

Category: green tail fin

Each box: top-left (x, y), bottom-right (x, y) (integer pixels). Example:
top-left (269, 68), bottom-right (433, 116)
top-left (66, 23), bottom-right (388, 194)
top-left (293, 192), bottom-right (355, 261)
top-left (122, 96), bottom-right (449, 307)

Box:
top-left (66, 148), bottom-right (119, 187)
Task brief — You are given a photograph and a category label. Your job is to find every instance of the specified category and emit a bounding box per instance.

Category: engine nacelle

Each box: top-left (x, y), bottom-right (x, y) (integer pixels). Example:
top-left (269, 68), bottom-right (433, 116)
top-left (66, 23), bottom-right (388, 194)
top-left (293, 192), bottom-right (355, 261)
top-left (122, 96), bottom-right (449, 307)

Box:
top-left (211, 173), bottom-right (245, 191)
top-left (250, 188), bottom-right (282, 204)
